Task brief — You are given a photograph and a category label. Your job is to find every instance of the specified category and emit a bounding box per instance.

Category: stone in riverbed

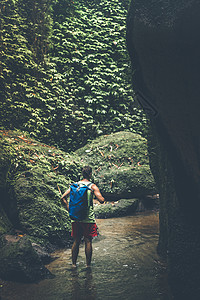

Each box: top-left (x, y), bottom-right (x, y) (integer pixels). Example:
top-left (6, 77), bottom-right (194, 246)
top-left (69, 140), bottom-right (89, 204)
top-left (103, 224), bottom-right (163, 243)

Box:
top-left (0, 236), bottom-right (53, 283)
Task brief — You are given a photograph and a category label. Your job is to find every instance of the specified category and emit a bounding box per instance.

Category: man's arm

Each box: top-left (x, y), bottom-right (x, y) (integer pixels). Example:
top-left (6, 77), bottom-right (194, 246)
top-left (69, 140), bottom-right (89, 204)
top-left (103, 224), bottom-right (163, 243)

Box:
top-left (61, 188), bottom-right (70, 211)
top-left (91, 184), bottom-right (105, 204)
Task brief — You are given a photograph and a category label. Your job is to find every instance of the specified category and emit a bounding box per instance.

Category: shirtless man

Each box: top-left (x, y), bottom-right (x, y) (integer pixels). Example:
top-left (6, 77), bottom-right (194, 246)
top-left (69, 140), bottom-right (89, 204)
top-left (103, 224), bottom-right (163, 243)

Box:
top-left (61, 166), bottom-right (105, 268)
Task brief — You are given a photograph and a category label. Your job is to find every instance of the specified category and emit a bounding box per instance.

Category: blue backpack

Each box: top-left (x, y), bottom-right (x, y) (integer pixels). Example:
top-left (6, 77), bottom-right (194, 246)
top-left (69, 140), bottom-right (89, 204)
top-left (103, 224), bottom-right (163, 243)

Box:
top-left (69, 182), bottom-right (93, 221)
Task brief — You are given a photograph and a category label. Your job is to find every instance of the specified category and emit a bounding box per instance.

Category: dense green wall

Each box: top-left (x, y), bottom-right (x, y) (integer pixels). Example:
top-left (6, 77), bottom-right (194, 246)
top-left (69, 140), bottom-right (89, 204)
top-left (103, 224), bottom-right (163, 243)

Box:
top-left (0, 0), bottom-right (147, 152)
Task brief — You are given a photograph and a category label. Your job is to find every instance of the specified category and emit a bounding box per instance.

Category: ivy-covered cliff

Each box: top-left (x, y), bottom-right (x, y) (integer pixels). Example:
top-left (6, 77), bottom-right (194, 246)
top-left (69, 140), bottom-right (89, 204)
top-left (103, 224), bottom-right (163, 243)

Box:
top-left (0, 0), bottom-right (147, 152)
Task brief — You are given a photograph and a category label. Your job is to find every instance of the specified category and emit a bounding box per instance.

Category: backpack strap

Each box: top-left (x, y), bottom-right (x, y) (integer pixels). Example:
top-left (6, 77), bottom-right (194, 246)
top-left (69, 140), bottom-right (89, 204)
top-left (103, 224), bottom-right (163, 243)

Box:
top-left (87, 182), bottom-right (93, 190)
top-left (78, 181), bottom-right (94, 206)
top-left (70, 182), bottom-right (79, 191)
top-left (78, 181), bottom-right (93, 189)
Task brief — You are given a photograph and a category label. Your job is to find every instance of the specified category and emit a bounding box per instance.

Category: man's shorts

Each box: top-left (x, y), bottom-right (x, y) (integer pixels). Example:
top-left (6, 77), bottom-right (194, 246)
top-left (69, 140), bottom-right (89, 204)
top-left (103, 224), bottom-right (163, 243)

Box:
top-left (71, 222), bottom-right (98, 239)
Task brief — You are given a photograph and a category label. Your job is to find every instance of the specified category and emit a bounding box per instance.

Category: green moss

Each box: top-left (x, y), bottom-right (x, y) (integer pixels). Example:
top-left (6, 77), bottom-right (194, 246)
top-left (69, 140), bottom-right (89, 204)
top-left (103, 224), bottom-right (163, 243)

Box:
top-left (94, 198), bottom-right (139, 218)
top-left (0, 130), bottom-right (83, 247)
top-left (76, 131), bottom-right (157, 200)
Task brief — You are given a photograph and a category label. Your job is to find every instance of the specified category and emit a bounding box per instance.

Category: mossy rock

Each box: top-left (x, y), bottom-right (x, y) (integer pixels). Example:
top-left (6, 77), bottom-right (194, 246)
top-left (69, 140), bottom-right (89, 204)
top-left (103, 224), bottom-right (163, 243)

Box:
top-left (76, 131), bottom-right (157, 200)
top-left (0, 236), bottom-right (52, 282)
top-left (13, 169), bottom-right (72, 248)
top-left (0, 130), bottom-right (84, 248)
top-left (94, 198), bottom-right (139, 218)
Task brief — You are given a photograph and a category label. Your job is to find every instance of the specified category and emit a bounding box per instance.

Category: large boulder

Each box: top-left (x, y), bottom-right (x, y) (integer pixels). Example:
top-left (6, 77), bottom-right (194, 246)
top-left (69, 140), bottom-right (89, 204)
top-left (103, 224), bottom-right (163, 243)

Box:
top-left (94, 198), bottom-right (139, 219)
top-left (0, 130), bottom-right (81, 282)
top-left (0, 130), bottom-right (82, 249)
top-left (75, 131), bottom-right (157, 200)
top-left (127, 0), bottom-right (200, 298)
top-left (13, 169), bottom-right (72, 249)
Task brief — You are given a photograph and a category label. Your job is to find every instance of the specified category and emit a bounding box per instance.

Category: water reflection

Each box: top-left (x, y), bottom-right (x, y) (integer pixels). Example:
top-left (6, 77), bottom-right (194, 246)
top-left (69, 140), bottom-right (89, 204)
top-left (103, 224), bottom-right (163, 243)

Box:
top-left (70, 268), bottom-right (96, 300)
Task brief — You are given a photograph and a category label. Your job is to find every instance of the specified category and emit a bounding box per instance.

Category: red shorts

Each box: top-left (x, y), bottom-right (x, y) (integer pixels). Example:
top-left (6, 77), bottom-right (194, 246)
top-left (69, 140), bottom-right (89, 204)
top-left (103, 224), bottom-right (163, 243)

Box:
top-left (71, 222), bottom-right (98, 239)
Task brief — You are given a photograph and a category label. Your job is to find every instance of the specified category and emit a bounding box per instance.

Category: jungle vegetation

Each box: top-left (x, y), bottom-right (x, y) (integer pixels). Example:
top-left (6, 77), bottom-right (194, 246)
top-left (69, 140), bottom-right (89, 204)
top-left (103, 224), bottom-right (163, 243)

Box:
top-left (0, 0), bottom-right (147, 151)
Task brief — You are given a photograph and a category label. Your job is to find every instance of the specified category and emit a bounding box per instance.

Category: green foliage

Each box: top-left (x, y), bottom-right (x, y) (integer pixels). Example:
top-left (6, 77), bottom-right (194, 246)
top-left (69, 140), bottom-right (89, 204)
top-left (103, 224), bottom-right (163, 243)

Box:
top-left (0, 0), bottom-right (54, 142)
top-left (17, 0), bottom-right (52, 64)
top-left (50, 0), bottom-right (148, 140)
top-left (0, 0), bottom-right (148, 152)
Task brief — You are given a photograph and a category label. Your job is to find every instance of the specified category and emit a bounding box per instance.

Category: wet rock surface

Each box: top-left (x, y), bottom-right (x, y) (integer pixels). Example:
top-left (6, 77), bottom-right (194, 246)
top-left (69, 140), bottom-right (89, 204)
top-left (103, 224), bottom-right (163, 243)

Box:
top-left (0, 236), bottom-right (53, 283)
top-left (127, 0), bottom-right (200, 298)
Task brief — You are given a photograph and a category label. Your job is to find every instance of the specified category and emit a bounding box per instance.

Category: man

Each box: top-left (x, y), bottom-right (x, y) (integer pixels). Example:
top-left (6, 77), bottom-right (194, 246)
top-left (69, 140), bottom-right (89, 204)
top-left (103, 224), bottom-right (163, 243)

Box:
top-left (61, 166), bottom-right (105, 268)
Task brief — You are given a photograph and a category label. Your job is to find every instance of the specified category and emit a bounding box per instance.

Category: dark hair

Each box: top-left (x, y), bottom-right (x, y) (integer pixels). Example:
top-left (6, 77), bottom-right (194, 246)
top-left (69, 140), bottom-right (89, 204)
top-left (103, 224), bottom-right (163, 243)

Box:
top-left (82, 166), bottom-right (92, 179)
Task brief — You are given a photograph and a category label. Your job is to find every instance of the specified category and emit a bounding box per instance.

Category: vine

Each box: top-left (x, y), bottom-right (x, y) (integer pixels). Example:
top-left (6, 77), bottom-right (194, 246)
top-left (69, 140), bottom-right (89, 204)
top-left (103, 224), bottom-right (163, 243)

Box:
top-left (0, 0), bottom-right (147, 152)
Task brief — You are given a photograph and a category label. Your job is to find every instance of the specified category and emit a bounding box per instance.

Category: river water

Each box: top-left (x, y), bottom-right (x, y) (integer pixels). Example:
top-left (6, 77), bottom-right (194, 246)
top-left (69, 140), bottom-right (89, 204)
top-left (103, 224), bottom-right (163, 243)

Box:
top-left (0, 212), bottom-right (172, 300)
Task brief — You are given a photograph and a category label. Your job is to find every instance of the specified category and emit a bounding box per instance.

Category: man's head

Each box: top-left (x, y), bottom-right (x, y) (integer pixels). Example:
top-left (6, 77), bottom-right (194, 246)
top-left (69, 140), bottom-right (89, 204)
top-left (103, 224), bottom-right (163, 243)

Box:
top-left (82, 166), bottom-right (92, 180)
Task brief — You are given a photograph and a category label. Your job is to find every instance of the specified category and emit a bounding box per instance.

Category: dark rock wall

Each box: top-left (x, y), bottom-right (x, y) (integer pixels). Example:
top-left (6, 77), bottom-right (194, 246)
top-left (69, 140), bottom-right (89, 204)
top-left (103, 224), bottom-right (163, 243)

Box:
top-left (0, 145), bottom-right (15, 234)
top-left (127, 0), bottom-right (200, 298)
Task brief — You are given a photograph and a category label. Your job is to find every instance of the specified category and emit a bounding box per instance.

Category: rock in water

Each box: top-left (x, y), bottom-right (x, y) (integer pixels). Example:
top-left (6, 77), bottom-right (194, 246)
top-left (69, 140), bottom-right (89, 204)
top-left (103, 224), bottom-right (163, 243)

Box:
top-left (0, 236), bottom-right (53, 282)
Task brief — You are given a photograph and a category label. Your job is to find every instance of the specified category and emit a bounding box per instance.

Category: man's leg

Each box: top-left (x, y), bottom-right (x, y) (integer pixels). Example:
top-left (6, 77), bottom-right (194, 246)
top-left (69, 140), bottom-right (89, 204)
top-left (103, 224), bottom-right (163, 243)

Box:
top-left (72, 236), bottom-right (81, 267)
top-left (84, 237), bottom-right (92, 267)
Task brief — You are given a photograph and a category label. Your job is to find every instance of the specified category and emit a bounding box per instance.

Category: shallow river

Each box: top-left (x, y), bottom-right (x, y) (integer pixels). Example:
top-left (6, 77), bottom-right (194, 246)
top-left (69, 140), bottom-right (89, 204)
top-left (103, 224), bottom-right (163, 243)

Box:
top-left (0, 212), bottom-right (172, 300)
